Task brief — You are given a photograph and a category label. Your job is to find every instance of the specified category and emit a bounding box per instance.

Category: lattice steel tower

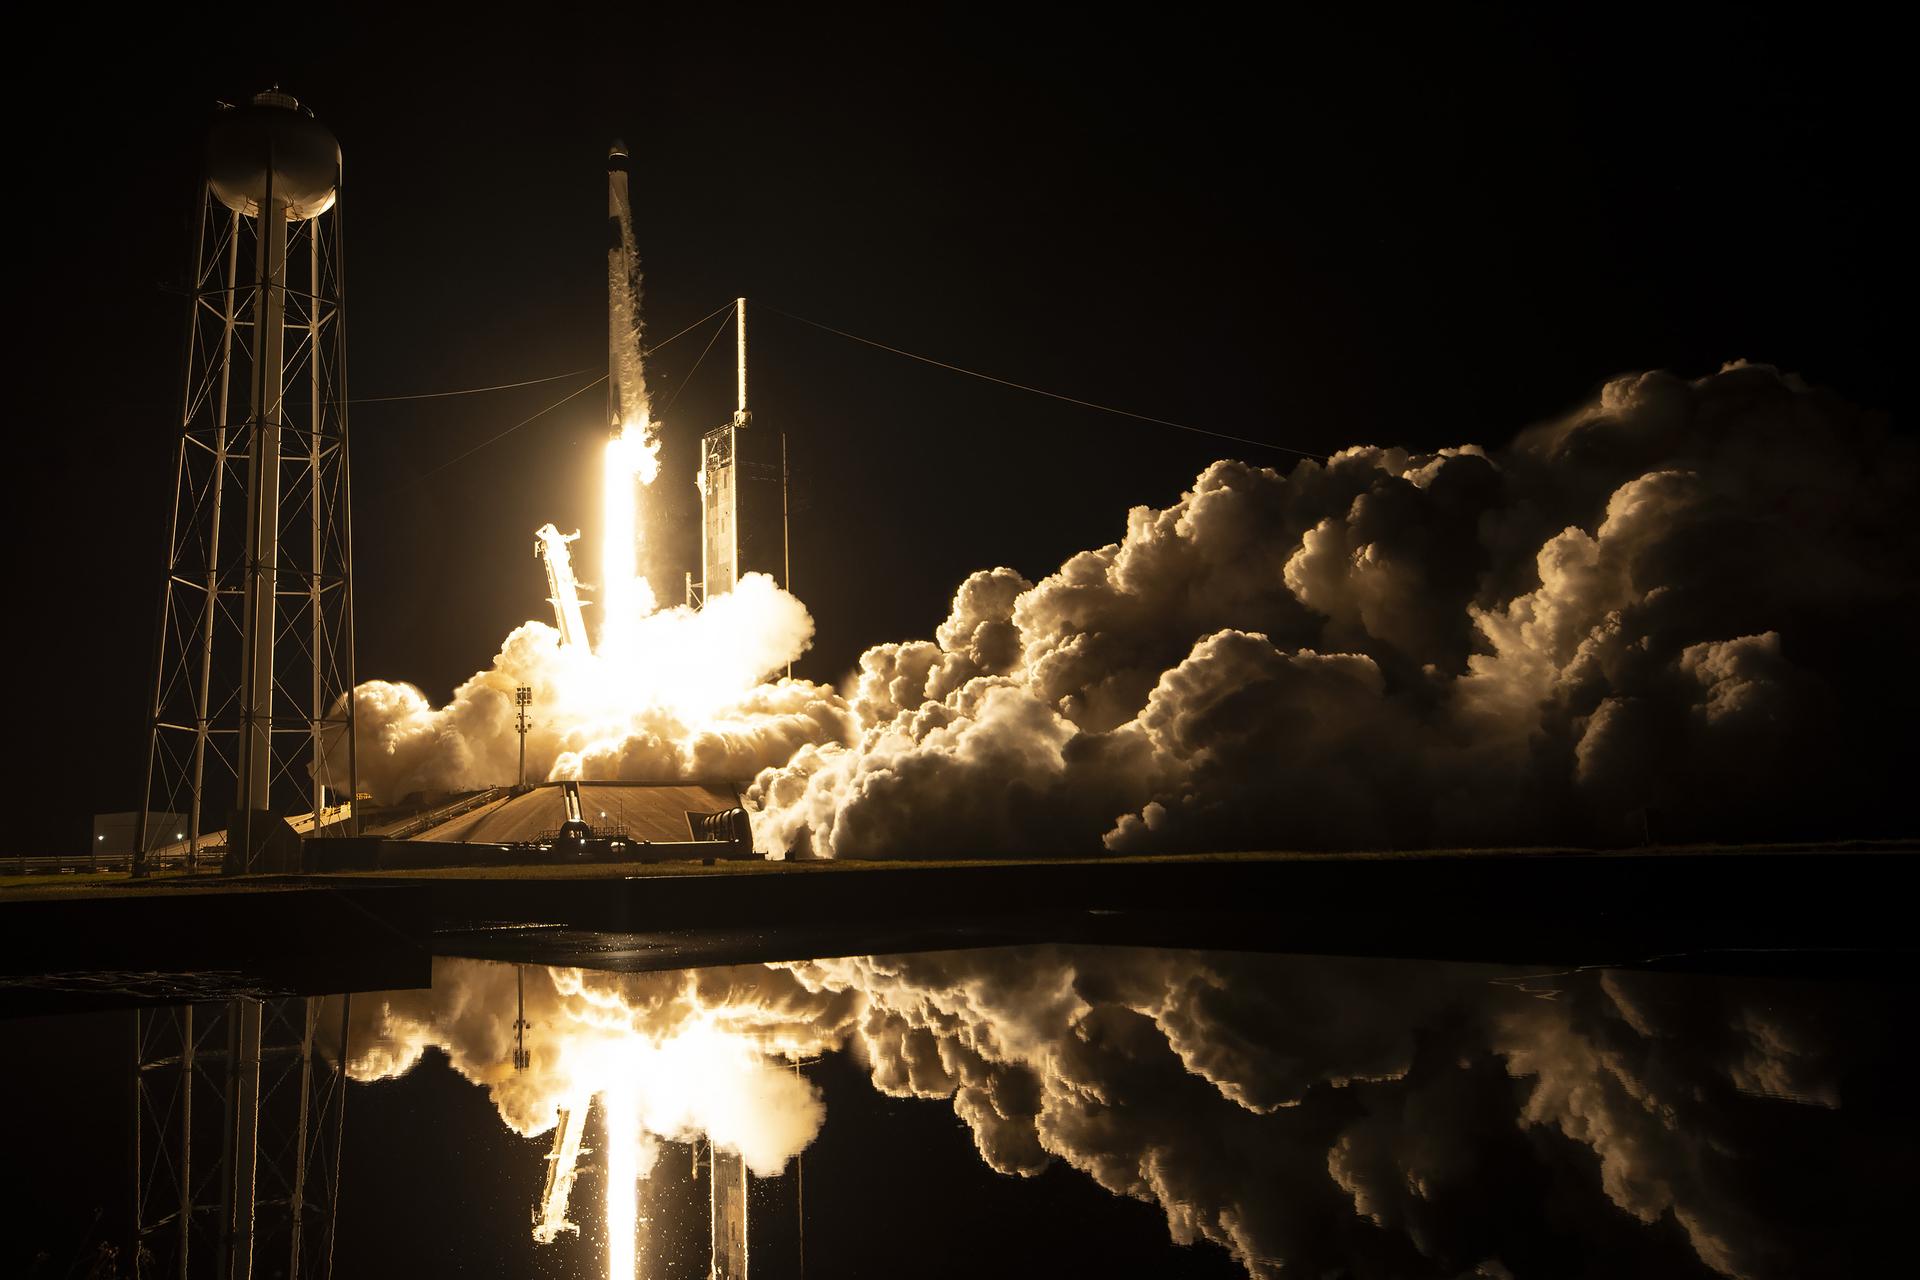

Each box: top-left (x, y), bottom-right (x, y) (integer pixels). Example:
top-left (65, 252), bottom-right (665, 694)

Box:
top-left (134, 996), bottom-right (352, 1279)
top-left (137, 90), bottom-right (357, 874)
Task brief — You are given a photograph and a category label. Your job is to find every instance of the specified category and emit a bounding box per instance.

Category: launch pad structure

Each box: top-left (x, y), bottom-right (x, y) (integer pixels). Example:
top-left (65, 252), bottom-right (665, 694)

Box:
top-left (689, 297), bottom-right (790, 611)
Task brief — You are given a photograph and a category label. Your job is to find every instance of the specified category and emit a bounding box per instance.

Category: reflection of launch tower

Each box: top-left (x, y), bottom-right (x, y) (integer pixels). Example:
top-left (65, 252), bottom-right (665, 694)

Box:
top-left (710, 1144), bottom-right (749, 1280)
top-left (691, 300), bottom-right (788, 604)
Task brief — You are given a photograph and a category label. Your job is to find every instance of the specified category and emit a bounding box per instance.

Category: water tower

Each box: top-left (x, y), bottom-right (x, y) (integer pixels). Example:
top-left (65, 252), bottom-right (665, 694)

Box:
top-left (137, 89), bottom-right (358, 874)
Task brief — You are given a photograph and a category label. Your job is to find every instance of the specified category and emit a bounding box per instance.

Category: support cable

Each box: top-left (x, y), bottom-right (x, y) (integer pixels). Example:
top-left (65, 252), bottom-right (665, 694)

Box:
top-left (647, 299), bottom-right (740, 359)
top-left (346, 299), bottom-right (733, 405)
top-left (660, 303), bottom-right (738, 416)
top-left (381, 374), bottom-right (607, 492)
top-left (764, 303), bottom-right (1326, 459)
top-left (346, 367), bottom-right (596, 404)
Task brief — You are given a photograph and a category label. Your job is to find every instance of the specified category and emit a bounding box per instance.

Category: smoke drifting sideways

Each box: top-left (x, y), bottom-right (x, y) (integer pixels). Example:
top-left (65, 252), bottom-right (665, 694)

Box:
top-left (752, 362), bottom-right (1918, 854)
top-left (348, 948), bottom-right (1897, 1279)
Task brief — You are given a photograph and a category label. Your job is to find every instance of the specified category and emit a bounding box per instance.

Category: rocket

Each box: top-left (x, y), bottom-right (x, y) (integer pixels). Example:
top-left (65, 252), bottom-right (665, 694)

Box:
top-left (607, 140), bottom-right (645, 435)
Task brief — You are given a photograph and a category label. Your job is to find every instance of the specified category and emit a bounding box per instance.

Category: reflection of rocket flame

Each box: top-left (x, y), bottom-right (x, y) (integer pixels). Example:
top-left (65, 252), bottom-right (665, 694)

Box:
top-left (348, 960), bottom-right (825, 1270)
top-left (603, 1087), bottom-right (645, 1280)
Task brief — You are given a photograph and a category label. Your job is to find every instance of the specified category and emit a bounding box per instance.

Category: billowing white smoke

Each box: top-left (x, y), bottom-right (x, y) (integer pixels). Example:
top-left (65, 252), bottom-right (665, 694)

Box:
top-left (751, 363), bottom-right (1916, 854)
top-left (336, 573), bottom-right (851, 802)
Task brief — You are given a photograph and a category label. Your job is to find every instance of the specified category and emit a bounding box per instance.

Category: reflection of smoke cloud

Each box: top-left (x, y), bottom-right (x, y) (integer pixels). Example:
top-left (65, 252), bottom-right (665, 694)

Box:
top-left (783, 947), bottom-right (1886, 1280)
top-left (332, 574), bottom-right (851, 802)
top-left (349, 948), bottom-right (1889, 1278)
top-left (347, 957), bottom-right (845, 1174)
top-left (753, 364), bottom-right (1916, 855)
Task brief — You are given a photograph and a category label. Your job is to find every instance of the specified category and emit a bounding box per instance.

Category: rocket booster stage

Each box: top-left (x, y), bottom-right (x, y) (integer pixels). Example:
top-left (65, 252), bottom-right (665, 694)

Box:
top-left (607, 141), bottom-right (645, 435)
top-left (601, 140), bottom-right (659, 635)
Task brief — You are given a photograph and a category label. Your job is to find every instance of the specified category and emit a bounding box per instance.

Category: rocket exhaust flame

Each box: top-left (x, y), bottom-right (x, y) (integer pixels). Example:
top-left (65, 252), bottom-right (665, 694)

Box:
top-left (601, 426), bottom-right (660, 649)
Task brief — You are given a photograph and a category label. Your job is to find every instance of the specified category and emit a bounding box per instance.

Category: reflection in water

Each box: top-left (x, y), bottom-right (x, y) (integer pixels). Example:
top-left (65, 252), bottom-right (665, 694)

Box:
top-left (348, 961), bottom-right (833, 1277)
top-left (347, 949), bottom-right (1890, 1279)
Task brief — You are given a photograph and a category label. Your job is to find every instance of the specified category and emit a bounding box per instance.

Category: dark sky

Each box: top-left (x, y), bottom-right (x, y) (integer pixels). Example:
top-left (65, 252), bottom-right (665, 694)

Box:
top-left (11, 5), bottom-right (1901, 853)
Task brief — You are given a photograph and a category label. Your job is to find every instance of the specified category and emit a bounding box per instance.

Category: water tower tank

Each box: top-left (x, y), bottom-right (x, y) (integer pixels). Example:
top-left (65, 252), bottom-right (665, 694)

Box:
top-left (206, 88), bottom-right (339, 220)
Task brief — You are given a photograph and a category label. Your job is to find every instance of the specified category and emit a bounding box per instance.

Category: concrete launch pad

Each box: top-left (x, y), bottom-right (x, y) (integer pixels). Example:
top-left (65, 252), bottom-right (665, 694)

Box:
top-left (412, 781), bottom-right (742, 844)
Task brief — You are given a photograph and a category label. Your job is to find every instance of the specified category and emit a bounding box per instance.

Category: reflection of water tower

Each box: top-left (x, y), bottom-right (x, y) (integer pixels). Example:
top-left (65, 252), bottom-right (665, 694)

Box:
top-left (137, 89), bottom-right (358, 874)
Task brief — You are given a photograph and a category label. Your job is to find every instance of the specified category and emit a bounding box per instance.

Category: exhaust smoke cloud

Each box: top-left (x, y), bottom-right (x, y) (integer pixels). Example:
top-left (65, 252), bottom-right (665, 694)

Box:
top-left (342, 362), bottom-right (1912, 851)
top-left (339, 573), bottom-right (845, 802)
top-left (751, 362), bottom-right (1915, 855)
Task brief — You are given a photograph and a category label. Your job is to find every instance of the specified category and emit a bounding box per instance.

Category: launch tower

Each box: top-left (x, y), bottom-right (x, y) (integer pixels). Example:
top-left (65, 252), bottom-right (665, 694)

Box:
top-left (690, 300), bottom-right (788, 605)
top-left (137, 89), bottom-right (357, 874)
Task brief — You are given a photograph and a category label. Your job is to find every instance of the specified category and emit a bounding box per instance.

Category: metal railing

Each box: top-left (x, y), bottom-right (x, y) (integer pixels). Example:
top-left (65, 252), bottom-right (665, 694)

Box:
top-left (4, 803), bottom-right (356, 879)
top-left (368, 788), bottom-right (511, 840)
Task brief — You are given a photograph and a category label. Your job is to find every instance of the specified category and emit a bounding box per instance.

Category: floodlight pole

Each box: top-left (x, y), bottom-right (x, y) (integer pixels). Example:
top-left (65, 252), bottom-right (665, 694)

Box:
top-left (515, 687), bottom-right (532, 791)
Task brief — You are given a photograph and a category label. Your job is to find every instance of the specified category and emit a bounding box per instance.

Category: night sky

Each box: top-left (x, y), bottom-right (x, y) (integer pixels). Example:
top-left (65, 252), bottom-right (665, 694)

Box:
top-left (12, 6), bottom-right (1902, 854)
